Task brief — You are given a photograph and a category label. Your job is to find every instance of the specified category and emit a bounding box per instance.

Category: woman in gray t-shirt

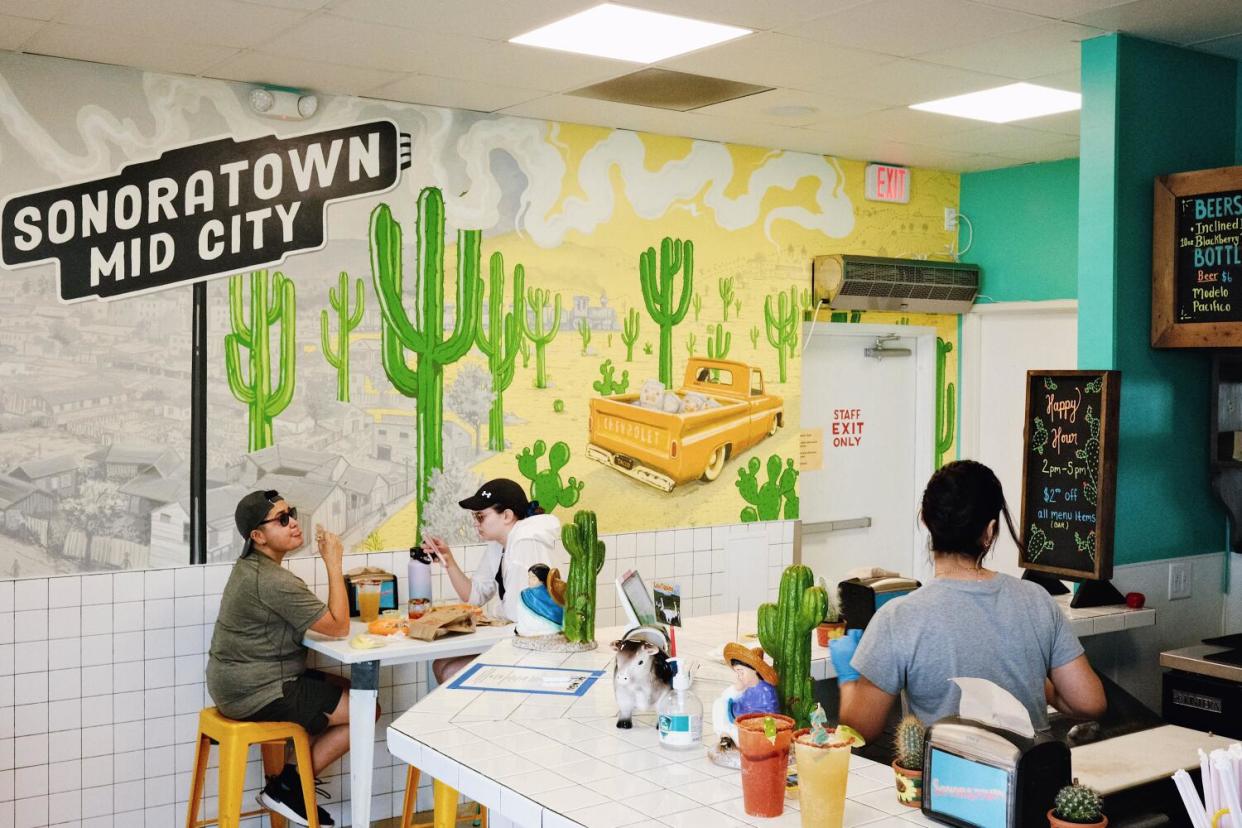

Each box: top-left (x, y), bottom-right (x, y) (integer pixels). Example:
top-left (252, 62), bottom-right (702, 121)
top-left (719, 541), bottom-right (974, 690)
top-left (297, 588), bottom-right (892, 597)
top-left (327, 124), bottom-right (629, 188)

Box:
top-left (832, 460), bottom-right (1107, 741)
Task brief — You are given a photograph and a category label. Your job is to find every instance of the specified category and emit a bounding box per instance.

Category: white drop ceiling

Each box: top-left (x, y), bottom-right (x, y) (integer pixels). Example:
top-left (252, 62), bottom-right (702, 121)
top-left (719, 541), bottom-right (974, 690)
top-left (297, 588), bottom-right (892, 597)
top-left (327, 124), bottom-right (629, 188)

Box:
top-left (1, 0), bottom-right (1240, 172)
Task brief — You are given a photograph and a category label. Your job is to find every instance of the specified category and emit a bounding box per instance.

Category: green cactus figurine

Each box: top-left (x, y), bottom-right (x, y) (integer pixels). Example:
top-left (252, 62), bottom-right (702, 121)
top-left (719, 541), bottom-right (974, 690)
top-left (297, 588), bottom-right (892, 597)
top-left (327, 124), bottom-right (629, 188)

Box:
top-left (225, 269), bottom-right (296, 452)
top-left (639, 237), bottom-right (694, 388)
top-left (764, 286), bottom-right (798, 383)
top-left (706, 322), bottom-right (731, 360)
top-left (593, 359), bottom-right (629, 395)
top-left (757, 565), bottom-right (827, 727)
top-left (370, 189), bottom-right (481, 541)
top-left (521, 285), bottom-right (561, 388)
top-left (476, 252), bottom-right (526, 452)
top-left (319, 271), bottom-right (364, 403)
top-left (578, 318), bottom-right (591, 355)
top-left (737, 455), bottom-right (799, 522)
top-left (1053, 783), bottom-right (1104, 824)
top-left (894, 716), bottom-right (925, 770)
top-left (516, 439), bottom-right (584, 513)
top-left (718, 276), bottom-right (735, 321)
top-left (935, 337), bottom-right (955, 467)
top-left (621, 308), bottom-right (640, 362)
top-left (562, 510), bottom-right (607, 645)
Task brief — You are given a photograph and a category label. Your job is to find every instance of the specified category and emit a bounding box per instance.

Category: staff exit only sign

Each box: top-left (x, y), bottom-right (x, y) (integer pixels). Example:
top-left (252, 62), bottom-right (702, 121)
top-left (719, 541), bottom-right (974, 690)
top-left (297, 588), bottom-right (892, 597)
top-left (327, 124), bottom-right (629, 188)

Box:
top-left (865, 163), bottom-right (910, 204)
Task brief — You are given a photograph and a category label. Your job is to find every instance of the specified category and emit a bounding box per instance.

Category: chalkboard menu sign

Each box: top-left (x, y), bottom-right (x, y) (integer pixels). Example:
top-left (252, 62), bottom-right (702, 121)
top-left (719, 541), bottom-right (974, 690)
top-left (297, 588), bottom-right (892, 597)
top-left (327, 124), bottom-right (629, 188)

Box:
top-left (1154, 165), bottom-right (1242, 347)
top-left (1019, 370), bottom-right (1121, 581)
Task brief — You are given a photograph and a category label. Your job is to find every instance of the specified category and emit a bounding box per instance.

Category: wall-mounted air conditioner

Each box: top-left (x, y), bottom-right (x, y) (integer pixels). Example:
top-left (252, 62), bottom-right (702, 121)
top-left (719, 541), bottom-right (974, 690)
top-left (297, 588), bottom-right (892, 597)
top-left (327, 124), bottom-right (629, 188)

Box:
top-left (812, 254), bottom-right (980, 315)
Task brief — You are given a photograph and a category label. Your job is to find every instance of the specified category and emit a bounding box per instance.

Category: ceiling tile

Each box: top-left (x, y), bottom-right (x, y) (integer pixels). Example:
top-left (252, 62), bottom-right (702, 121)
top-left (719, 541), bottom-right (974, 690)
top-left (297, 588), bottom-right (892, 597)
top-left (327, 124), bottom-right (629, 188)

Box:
top-left (823, 59), bottom-right (1016, 107)
top-left (625, 0), bottom-right (863, 31)
top-left (1017, 108), bottom-right (1080, 136)
top-left (253, 14), bottom-right (434, 73)
top-left (1194, 33), bottom-right (1242, 61)
top-left (368, 74), bottom-right (547, 113)
top-left (790, 0), bottom-right (1048, 57)
top-left (658, 32), bottom-right (898, 91)
top-left (24, 23), bottom-right (241, 76)
top-left (239, 0), bottom-right (333, 9)
top-left (205, 51), bottom-right (404, 95)
top-left (924, 123), bottom-right (1078, 155)
top-left (809, 106), bottom-right (979, 142)
top-left (59, 0), bottom-right (311, 49)
top-left (962, 0), bottom-right (1133, 19)
top-left (427, 40), bottom-right (635, 94)
top-left (953, 154), bottom-right (1028, 172)
top-left (693, 87), bottom-right (885, 125)
top-left (325, 0), bottom-right (592, 41)
top-left (0, 13), bottom-right (43, 49)
top-left (500, 94), bottom-right (718, 142)
top-left (918, 21), bottom-right (1103, 78)
top-left (1031, 68), bottom-right (1081, 93)
top-left (1075, 0), bottom-right (1242, 45)
top-left (0, 0), bottom-right (77, 21)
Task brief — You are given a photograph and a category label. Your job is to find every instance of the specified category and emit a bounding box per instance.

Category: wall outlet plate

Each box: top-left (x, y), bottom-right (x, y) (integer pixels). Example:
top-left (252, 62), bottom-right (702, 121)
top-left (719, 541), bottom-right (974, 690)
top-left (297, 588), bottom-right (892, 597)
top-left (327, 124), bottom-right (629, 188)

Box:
top-left (1168, 561), bottom-right (1191, 600)
top-left (944, 207), bottom-right (958, 231)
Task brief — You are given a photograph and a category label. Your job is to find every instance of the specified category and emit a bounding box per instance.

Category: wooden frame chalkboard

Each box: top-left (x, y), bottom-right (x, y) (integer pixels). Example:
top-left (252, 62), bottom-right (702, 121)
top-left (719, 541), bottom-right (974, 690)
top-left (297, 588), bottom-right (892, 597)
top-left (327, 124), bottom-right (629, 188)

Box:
top-left (1019, 370), bottom-right (1121, 581)
top-left (1153, 165), bottom-right (1242, 348)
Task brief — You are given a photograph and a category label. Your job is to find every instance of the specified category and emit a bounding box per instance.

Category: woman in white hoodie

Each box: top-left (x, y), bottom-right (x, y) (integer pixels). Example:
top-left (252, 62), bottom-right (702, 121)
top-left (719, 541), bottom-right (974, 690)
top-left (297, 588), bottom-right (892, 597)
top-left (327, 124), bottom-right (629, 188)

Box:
top-left (421, 478), bottom-right (562, 683)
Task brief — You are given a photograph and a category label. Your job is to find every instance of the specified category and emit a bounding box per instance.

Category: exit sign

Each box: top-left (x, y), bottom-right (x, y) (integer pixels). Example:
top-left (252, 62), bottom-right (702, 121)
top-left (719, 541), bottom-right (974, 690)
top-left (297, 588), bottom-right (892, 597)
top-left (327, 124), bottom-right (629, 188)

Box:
top-left (865, 164), bottom-right (910, 204)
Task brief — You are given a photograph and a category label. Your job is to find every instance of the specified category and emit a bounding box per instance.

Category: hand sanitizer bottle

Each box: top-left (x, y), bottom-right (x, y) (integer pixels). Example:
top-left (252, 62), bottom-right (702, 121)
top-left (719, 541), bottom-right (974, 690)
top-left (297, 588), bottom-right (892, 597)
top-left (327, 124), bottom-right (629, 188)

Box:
top-left (658, 659), bottom-right (702, 750)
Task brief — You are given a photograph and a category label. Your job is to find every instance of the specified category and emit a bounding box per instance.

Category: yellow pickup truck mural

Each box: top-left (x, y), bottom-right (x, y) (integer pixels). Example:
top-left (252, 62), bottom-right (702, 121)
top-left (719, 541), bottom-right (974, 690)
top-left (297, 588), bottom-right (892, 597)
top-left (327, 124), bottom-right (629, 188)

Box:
top-left (587, 357), bottom-right (783, 492)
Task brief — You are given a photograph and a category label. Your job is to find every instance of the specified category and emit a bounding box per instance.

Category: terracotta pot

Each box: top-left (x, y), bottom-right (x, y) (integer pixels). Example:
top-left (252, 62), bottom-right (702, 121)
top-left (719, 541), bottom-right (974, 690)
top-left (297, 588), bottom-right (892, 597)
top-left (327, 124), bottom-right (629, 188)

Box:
top-left (816, 622), bottom-right (846, 647)
top-left (736, 713), bottom-right (795, 818)
top-left (1047, 810), bottom-right (1108, 828)
top-left (892, 761), bottom-right (923, 808)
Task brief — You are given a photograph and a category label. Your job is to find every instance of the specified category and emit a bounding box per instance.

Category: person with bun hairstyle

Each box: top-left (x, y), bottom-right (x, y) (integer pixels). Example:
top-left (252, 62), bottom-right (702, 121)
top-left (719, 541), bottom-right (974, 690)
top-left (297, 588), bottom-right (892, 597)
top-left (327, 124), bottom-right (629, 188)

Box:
top-left (421, 478), bottom-right (561, 682)
top-left (831, 460), bottom-right (1107, 742)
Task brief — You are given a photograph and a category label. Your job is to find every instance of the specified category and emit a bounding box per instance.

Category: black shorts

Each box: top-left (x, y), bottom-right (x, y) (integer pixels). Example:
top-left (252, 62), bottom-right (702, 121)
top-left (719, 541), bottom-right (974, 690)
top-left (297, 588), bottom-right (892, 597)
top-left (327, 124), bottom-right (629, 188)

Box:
top-left (245, 669), bottom-right (343, 736)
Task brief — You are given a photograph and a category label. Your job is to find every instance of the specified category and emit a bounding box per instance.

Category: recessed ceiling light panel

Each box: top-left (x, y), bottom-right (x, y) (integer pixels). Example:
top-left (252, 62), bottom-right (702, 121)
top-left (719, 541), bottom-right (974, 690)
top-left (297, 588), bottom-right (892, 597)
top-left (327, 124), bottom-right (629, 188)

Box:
top-left (511, 3), bottom-right (751, 64)
top-left (909, 82), bottom-right (1081, 123)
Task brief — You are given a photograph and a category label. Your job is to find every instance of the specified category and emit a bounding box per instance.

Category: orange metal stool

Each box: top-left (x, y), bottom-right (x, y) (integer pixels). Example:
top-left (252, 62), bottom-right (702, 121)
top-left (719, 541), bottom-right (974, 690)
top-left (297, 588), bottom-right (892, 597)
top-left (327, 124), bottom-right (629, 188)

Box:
top-left (185, 707), bottom-right (321, 828)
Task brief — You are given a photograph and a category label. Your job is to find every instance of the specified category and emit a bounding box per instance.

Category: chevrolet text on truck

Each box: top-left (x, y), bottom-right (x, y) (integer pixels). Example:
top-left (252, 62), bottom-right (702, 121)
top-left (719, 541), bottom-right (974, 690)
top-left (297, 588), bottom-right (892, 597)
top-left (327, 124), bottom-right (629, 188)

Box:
top-left (586, 357), bottom-right (784, 491)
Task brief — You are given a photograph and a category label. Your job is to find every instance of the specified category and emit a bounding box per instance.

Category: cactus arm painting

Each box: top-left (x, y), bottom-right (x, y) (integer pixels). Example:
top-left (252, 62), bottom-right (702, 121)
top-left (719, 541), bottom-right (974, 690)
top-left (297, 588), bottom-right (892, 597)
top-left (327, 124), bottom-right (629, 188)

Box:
top-left (370, 188), bottom-right (481, 539)
top-left (319, 270), bottom-right (364, 402)
top-left (639, 237), bottom-right (694, 388)
top-left (593, 359), bottom-right (629, 395)
top-left (520, 285), bottom-right (561, 388)
top-left (621, 307), bottom-right (640, 362)
top-left (757, 565), bottom-right (827, 727)
top-left (225, 269), bottom-right (296, 452)
top-left (516, 439), bottom-right (584, 512)
top-left (935, 337), bottom-right (955, 467)
top-left (718, 276), bottom-right (735, 321)
top-left (562, 510), bottom-right (607, 644)
top-left (706, 322), bottom-right (731, 360)
top-left (577, 318), bottom-right (591, 355)
top-left (737, 454), bottom-right (799, 522)
top-left (764, 286), bottom-right (798, 383)
top-left (476, 253), bottom-right (526, 451)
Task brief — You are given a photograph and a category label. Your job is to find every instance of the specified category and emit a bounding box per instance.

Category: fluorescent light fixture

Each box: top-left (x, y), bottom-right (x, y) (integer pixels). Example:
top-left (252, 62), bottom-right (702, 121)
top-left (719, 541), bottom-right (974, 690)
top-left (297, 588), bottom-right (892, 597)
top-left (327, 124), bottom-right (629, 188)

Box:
top-left (511, 3), bottom-right (750, 64)
top-left (909, 82), bottom-right (1081, 123)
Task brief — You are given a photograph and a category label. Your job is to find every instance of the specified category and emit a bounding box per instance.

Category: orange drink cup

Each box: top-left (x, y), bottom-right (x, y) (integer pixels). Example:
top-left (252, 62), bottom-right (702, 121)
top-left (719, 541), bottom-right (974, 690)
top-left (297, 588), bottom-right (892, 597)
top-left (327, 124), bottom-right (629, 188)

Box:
top-left (735, 713), bottom-right (795, 818)
top-left (357, 580), bottom-right (382, 623)
top-left (794, 730), bottom-right (852, 828)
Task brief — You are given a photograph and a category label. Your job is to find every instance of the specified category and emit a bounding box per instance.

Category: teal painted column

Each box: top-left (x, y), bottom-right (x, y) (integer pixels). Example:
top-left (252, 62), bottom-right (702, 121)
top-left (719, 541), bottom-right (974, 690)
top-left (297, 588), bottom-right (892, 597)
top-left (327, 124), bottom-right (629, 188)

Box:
top-left (1077, 34), bottom-right (1236, 564)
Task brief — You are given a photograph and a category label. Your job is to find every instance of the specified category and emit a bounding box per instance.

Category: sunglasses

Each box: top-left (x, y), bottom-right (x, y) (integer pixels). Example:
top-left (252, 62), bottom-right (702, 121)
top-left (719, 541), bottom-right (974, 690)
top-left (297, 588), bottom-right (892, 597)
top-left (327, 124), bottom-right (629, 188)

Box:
top-left (255, 506), bottom-right (298, 529)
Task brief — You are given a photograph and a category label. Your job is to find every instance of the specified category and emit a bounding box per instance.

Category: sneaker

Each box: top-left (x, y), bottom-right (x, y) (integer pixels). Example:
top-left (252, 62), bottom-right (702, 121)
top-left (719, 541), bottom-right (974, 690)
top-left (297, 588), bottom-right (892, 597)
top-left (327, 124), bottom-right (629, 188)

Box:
top-left (258, 768), bottom-right (335, 827)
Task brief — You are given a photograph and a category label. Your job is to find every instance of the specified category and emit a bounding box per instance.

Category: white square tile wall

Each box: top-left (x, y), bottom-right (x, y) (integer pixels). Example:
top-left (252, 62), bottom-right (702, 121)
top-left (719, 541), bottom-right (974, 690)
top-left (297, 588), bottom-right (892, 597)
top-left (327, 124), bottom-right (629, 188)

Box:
top-left (0, 520), bottom-right (795, 826)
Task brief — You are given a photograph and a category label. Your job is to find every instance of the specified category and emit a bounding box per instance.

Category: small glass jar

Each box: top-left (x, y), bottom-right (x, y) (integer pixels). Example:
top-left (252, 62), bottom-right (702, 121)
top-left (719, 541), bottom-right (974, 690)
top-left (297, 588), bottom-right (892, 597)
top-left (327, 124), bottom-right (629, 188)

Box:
top-left (408, 598), bottom-right (431, 620)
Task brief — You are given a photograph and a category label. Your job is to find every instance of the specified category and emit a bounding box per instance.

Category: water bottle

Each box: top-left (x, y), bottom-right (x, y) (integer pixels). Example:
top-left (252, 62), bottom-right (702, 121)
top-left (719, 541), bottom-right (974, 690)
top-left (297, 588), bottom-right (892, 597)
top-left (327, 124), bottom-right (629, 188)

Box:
top-left (408, 548), bottom-right (432, 603)
top-left (658, 659), bottom-right (702, 750)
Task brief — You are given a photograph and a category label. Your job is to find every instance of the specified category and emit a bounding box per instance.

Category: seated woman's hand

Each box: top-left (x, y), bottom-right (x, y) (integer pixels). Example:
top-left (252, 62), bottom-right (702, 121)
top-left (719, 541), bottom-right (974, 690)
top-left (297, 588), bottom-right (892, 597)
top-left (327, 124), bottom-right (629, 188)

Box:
top-left (421, 537), bottom-right (453, 568)
top-left (829, 629), bottom-right (864, 684)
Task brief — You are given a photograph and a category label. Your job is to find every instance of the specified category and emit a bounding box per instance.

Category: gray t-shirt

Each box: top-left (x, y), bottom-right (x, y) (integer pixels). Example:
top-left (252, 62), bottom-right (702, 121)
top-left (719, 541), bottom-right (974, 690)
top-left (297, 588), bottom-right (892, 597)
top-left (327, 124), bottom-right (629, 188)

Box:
top-left (850, 573), bottom-right (1084, 731)
top-left (206, 552), bottom-right (328, 718)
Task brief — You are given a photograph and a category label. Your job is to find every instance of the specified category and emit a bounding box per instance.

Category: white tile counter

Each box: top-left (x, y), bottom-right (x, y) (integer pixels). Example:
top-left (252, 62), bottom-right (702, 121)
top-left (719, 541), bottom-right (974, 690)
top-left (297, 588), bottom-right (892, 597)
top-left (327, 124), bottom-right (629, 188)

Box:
top-left (1055, 594), bottom-right (1156, 639)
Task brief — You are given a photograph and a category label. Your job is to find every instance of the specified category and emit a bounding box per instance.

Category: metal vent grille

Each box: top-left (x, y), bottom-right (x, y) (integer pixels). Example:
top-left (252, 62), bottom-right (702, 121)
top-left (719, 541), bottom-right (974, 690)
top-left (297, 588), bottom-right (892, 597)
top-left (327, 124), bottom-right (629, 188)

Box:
top-left (813, 254), bottom-right (980, 314)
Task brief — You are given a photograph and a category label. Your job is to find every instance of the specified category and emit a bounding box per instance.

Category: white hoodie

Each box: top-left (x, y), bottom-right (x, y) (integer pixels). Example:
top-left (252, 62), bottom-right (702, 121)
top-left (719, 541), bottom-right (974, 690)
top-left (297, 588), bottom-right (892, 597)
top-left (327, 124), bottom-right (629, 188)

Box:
top-left (467, 513), bottom-right (561, 622)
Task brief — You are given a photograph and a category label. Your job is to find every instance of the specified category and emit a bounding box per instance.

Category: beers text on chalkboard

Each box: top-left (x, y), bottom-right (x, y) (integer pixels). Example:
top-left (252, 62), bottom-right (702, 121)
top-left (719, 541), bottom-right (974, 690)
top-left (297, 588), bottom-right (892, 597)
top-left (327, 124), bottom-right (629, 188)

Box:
top-left (1153, 165), bottom-right (1242, 348)
top-left (1019, 370), bottom-right (1120, 583)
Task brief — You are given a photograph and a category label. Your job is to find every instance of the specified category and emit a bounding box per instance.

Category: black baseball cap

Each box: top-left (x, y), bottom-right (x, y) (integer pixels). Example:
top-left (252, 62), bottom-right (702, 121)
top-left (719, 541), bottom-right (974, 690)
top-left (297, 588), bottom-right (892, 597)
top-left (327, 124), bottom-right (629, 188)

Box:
top-left (458, 478), bottom-right (530, 516)
top-left (235, 489), bottom-right (283, 555)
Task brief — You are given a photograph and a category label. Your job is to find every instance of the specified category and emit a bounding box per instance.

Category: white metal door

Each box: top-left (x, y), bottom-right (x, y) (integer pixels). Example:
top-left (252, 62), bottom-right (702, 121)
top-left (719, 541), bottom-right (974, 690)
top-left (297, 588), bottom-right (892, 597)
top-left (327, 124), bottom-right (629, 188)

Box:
top-left (799, 324), bottom-right (934, 590)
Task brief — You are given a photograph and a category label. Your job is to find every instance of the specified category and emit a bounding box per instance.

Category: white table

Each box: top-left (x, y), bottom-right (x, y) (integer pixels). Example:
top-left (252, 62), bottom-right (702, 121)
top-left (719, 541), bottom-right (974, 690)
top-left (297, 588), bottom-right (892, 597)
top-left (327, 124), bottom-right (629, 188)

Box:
top-left (304, 621), bottom-right (516, 827)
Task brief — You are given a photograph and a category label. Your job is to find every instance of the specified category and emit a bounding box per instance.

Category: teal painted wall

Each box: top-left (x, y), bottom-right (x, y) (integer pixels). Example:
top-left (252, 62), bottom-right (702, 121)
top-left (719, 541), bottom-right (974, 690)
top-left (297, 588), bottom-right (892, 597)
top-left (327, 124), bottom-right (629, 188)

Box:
top-left (959, 158), bottom-right (1080, 301)
top-left (1078, 34), bottom-right (1237, 565)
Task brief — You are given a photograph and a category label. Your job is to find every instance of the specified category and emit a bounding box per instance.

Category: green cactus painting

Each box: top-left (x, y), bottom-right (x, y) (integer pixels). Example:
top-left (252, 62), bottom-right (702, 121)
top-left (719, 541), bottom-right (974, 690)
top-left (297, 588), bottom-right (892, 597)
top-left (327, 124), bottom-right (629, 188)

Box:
top-left (1027, 525), bottom-right (1053, 561)
top-left (225, 269), bottom-right (296, 453)
top-left (476, 252), bottom-right (526, 452)
top-left (764, 286), bottom-right (798, 383)
top-left (685, 331), bottom-right (696, 356)
top-left (643, 341), bottom-right (653, 355)
top-left (370, 189), bottom-right (481, 540)
top-left (734, 298), bottom-right (742, 318)
top-left (319, 271), bottom-right (364, 403)
top-left (718, 276), bottom-right (735, 321)
top-left (1032, 417), bottom-right (1049, 456)
top-left (520, 285), bottom-right (561, 389)
top-left (578, 318), bottom-right (591, 355)
top-left (757, 565), bottom-right (827, 727)
top-left (639, 237), bottom-right (694, 388)
top-left (562, 510), bottom-right (606, 645)
top-left (692, 292), bottom-right (703, 321)
top-left (706, 322), bottom-right (731, 360)
top-left (737, 454), bottom-right (799, 522)
top-left (593, 359), bottom-right (629, 395)
top-left (1077, 406), bottom-right (1100, 506)
top-left (516, 439), bottom-right (584, 513)
top-left (518, 333), bottom-right (530, 368)
top-left (935, 337), bottom-right (955, 468)
top-left (621, 308), bottom-right (640, 362)
top-left (749, 325), bottom-right (760, 349)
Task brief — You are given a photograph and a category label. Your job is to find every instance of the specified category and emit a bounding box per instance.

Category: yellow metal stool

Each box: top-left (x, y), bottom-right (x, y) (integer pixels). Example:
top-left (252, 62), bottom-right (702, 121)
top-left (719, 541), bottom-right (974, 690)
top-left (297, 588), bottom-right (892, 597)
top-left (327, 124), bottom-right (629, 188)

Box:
top-left (400, 766), bottom-right (487, 828)
top-left (186, 707), bottom-right (321, 828)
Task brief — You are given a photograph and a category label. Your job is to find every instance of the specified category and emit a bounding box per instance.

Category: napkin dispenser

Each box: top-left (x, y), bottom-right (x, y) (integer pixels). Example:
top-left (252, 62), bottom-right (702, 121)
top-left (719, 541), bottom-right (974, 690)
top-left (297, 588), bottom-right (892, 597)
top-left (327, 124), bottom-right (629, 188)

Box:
top-left (838, 574), bottom-right (920, 629)
top-left (921, 717), bottom-right (1070, 827)
top-left (344, 567), bottom-right (398, 616)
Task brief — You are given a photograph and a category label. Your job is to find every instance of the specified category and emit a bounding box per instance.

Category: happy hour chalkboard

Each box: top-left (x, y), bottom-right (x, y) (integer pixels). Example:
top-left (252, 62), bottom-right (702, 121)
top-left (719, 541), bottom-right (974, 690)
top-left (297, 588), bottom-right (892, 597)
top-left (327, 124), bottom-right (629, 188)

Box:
top-left (1019, 370), bottom-right (1120, 581)
top-left (1153, 166), bottom-right (1242, 347)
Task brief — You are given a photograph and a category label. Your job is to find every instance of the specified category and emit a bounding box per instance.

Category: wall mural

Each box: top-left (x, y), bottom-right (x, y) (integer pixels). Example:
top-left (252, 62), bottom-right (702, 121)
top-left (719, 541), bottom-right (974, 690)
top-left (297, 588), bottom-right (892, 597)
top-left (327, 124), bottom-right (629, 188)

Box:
top-left (0, 54), bottom-right (959, 575)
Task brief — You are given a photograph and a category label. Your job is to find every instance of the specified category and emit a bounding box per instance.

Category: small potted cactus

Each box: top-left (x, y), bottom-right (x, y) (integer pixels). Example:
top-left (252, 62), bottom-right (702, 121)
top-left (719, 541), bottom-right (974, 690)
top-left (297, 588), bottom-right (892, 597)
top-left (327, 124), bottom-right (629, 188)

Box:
top-left (815, 580), bottom-right (845, 647)
top-left (891, 715), bottom-right (924, 807)
top-left (1049, 782), bottom-right (1107, 827)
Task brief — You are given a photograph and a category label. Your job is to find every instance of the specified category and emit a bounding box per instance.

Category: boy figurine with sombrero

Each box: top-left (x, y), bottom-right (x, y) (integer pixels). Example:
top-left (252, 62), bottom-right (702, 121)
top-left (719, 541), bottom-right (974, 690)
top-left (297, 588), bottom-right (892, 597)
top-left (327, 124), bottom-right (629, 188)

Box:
top-left (711, 643), bottom-right (781, 758)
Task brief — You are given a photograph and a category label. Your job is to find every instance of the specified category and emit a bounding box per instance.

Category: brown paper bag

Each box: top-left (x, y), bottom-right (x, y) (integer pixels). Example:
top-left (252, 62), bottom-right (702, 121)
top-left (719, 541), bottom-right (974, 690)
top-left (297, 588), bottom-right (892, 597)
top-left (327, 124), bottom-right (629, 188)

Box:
top-left (406, 607), bottom-right (476, 641)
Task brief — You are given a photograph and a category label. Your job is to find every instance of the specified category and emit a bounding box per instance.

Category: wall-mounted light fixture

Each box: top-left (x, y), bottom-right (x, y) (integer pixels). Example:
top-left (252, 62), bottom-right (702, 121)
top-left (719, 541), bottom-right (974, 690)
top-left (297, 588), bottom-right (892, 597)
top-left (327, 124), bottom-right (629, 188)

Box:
top-left (248, 86), bottom-right (319, 121)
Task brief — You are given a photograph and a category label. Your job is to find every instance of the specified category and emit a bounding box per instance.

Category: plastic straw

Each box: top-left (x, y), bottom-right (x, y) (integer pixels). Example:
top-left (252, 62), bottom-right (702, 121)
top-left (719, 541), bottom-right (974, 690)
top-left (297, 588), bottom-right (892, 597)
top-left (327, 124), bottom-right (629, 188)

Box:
top-left (1176, 769), bottom-right (1212, 828)
top-left (1204, 749), bottom-right (1219, 818)
top-left (1215, 757), bottom-right (1242, 828)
